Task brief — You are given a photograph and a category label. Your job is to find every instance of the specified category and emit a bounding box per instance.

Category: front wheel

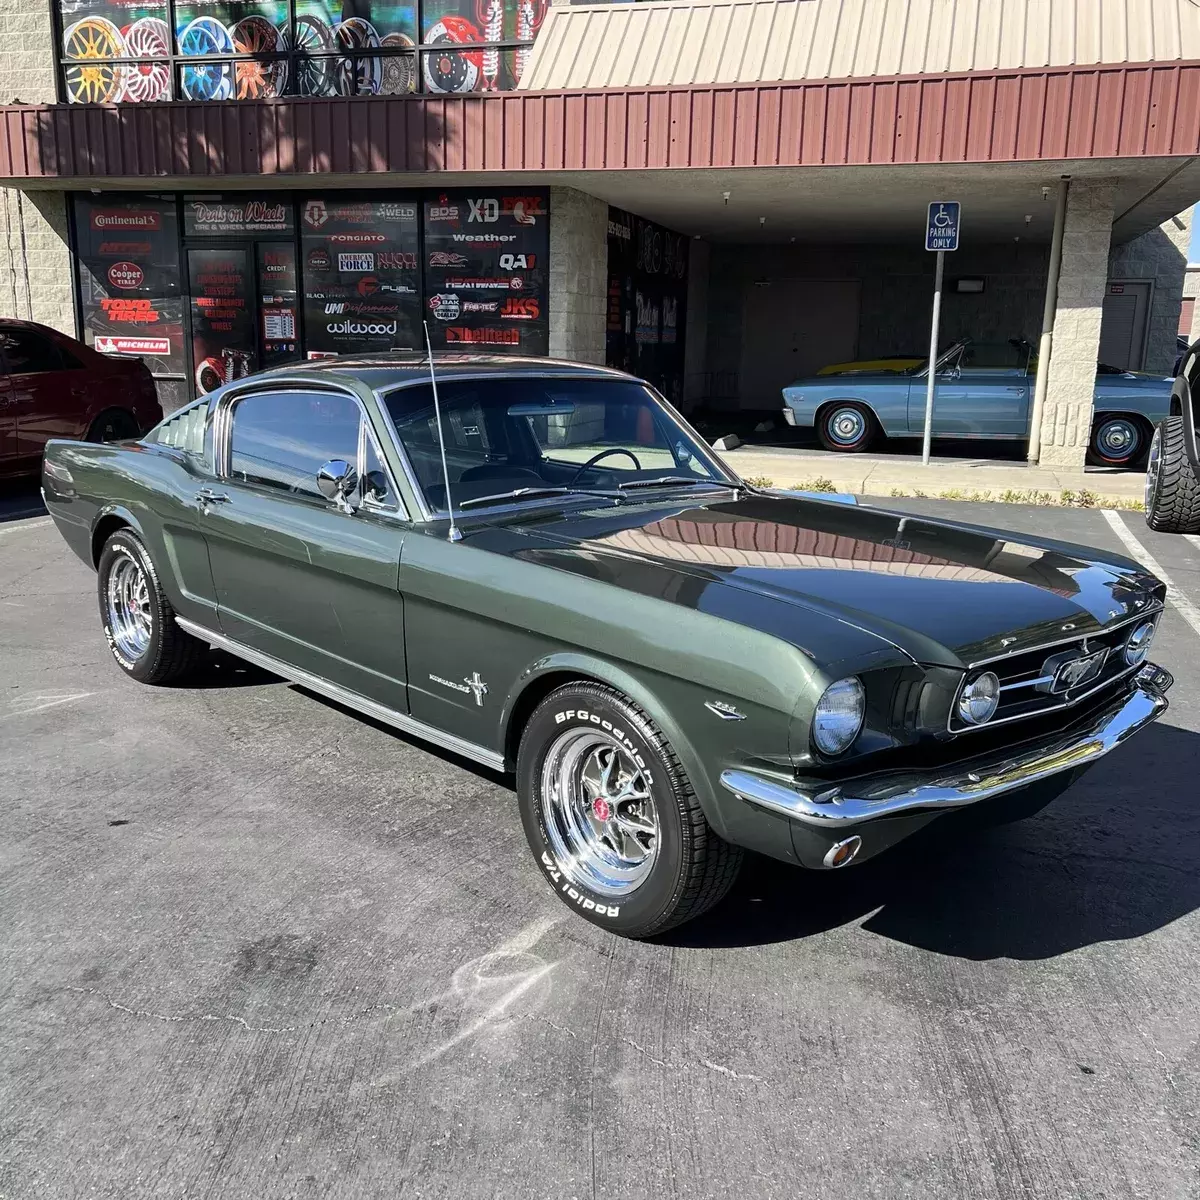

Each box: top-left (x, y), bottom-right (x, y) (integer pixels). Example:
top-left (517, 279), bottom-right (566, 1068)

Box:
top-left (1145, 417), bottom-right (1200, 533)
top-left (97, 529), bottom-right (207, 684)
top-left (517, 682), bottom-right (742, 937)
top-left (1088, 413), bottom-right (1147, 468)
top-left (816, 402), bottom-right (876, 453)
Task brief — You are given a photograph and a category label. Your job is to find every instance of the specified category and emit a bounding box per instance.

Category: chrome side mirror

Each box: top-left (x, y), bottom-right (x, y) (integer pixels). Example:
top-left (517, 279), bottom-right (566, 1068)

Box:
top-left (317, 459), bottom-right (359, 513)
top-left (362, 469), bottom-right (389, 504)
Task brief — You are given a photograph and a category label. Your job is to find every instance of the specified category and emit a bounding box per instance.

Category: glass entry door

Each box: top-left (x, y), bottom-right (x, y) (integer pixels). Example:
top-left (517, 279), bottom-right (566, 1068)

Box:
top-left (187, 241), bottom-right (300, 395)
top-left (188, 247), bottom-right (255, 395)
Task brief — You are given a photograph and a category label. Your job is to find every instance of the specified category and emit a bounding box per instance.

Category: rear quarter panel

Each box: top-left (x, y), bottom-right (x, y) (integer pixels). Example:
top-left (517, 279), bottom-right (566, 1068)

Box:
top-left (43, 439), bottom-right (219, 626)
top-left (1093, 375), bottom-right (1172, 423)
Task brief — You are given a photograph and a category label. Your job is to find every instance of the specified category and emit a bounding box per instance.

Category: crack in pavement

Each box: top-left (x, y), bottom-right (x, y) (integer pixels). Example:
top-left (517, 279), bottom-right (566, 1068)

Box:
top-left (65, 985), bottom-right (301, 1034)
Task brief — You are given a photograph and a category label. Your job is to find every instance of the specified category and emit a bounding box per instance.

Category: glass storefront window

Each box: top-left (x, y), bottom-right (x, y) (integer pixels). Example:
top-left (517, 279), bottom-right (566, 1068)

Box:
top-left (74, 194), bottom-right (185, 376)
top-left (300, 197), bottom-right (422, 357)
top-left (422, 189), bottom-right (549, 355)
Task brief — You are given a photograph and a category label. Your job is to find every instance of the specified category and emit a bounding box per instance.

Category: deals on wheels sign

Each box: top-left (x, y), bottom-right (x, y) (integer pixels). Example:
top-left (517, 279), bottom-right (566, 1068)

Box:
top-left (422, 190), bottom-right (549, 356)
top-left (300, 198), bottom-right (421, 357)
top-left (73, 195), bottom-right (184, 376)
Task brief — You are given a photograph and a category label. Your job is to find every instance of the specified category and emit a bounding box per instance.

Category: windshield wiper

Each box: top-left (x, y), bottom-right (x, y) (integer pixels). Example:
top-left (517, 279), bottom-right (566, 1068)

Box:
top-left (616, 476), bottom-right (731, 492)
top-left (457, 486), bottom-right (615, 510)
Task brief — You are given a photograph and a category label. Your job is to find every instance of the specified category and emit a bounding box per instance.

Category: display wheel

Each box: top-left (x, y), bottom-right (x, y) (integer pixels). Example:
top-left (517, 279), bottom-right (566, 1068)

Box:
top-left (121, 17), bottom-right (171, 102)
top-left (63, 17), bottom-right (125, 104)
top-left (233, 16), bottom-right (287, 99)
top-left (195, 356), bottom-right (224, 394)
top-left (292, 14), bottom-right (336, 96)
top-left (379, 32), bottom-right (416, 94)
top-left (179, 17), bottom-right (235, 100)
top-left (334, 18), bottom-right (381, 96)
top-left (422, 16), bottom-right (482, 94)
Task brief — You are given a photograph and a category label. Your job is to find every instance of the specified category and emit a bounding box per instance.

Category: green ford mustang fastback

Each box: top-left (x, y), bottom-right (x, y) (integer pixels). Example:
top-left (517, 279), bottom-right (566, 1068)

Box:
top-left (42, 355), bottom-right (1174, 937)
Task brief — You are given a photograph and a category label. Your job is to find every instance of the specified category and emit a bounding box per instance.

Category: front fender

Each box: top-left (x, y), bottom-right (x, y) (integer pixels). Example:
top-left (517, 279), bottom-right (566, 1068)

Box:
top-left (500, 650), bottom-right (794, 848)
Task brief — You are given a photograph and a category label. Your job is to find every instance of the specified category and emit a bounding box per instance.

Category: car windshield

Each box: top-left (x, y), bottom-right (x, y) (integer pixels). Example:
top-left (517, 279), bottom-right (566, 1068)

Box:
top-left (382, 375), bottom-right (733, 513)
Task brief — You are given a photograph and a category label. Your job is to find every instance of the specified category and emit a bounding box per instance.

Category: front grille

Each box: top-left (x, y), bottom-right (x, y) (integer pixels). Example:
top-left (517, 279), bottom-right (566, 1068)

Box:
top-left (947, 610), bottom-right (1160, 734)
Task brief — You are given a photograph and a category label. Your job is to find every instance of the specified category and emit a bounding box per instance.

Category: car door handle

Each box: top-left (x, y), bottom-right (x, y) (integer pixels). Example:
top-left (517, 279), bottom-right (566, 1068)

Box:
top-left (195, 488), bottom-right (230, 508)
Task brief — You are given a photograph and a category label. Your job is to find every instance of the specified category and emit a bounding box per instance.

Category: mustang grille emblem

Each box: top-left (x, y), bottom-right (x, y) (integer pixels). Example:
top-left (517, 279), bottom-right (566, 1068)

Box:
top-left (1042, 646), bottom-right (1108, 695)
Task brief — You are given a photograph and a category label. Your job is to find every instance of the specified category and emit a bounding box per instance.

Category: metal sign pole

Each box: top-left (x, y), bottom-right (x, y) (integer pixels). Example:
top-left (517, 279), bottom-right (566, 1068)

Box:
top-left (921, 248), bottom-right (945, 467)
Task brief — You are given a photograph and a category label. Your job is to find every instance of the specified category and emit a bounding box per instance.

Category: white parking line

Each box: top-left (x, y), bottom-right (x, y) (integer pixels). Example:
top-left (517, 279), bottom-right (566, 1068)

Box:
top-left (0, 517), bottom-right (51, 537)
top-left (1102, 510), bottom-right (1200, 641)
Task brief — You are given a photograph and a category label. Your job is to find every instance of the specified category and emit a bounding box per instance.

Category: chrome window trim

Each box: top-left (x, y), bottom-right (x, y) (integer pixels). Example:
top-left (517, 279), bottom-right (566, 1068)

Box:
top-left (215, 381), bottom-right (409, 521)
top-left (964, 607), bottom-right (1162, 670)
top-left (371, 374), bottom-right (739, 523)
top-left (175, 616), bottom-right (503, 771)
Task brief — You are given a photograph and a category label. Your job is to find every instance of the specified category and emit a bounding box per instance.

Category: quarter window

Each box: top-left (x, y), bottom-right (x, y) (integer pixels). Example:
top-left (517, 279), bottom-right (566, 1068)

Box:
top-left (228, 390), bottom-right (361, 500)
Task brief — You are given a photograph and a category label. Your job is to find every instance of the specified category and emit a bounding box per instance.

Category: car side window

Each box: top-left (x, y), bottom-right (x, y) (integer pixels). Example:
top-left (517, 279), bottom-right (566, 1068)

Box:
top-left (0, 329), bottom-right (71, 374)
top-left (228, 390), bottom-right (361, 501)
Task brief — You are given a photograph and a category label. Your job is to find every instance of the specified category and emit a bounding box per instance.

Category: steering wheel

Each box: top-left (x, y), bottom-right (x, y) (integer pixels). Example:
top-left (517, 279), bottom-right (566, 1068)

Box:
top-left (567, 448), bottom-right (641, 485)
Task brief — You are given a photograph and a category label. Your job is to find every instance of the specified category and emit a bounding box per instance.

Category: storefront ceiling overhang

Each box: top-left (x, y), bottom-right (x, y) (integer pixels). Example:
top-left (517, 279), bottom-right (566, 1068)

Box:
top-left (2, 61), bottom-right (1197, 244)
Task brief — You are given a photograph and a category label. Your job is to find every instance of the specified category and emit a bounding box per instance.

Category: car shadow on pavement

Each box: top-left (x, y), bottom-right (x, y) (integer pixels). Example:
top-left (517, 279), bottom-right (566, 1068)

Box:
top-left (665, 720), bottom-right (1200, 959)
top-left (186, 648), bottom-right (282, 689)
top-left (0, 480), bottom-right (47, 523)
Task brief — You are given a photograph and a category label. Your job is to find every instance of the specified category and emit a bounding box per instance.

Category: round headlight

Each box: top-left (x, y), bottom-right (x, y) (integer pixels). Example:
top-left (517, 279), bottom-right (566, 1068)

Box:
top-left (1124, 619), bottom-right (1157, 667)
top-left (957, 671), bottom-right (1000, 726)
top-left (812, 677), bottom-right (865, 756)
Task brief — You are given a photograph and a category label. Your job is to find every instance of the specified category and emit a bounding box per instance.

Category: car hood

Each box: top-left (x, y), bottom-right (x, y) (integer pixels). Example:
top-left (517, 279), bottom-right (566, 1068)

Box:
top-left (498, 493), bottom-right (1163, 668)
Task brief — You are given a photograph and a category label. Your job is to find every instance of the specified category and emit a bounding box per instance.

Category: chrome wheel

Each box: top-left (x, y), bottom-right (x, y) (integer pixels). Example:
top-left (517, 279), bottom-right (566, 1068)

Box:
top-left (106, 551), bottom-right (152, 661)
top-left (826, 406), bottom-right (866, 447)
top-left (1093, 416), bottom-right (1142, 464)
top-left (540, 728), bottom-right (659, 897)
top-left (1145, 423), bottom-right (1163, 510)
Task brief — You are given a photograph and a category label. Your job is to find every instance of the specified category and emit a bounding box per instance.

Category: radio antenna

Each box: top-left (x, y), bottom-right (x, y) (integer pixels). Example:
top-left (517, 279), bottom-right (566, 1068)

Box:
top-left (424, 321), bottom-right (462, 543)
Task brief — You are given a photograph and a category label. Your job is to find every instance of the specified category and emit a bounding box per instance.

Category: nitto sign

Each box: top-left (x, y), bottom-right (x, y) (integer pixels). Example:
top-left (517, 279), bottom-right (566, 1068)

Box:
top-left (107, 261), bottom-right (144, 290)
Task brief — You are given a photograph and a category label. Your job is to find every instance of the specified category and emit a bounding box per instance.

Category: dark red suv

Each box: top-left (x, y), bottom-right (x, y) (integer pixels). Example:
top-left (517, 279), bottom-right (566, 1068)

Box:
top-left (0, 318), bottom-right (162, 478)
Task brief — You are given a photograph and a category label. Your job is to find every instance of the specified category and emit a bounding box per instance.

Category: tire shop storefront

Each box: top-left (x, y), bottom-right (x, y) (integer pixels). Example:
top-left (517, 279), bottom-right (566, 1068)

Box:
top-left (74, 190), bottom-right (552, 405)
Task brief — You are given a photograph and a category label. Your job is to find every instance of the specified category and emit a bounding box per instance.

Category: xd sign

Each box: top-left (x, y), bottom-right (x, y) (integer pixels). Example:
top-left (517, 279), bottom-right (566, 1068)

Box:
top-left (926, 201), bottom-right (961, 252)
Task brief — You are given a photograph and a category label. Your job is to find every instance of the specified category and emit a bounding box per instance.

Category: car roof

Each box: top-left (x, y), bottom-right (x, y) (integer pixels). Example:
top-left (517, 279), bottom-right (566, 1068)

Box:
top-left (245, 354), bottom-right (639, 393)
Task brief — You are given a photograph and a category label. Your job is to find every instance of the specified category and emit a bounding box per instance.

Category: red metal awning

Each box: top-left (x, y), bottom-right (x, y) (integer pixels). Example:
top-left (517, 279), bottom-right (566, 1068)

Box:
top-left (2, 61), bottom-right (1198, 182)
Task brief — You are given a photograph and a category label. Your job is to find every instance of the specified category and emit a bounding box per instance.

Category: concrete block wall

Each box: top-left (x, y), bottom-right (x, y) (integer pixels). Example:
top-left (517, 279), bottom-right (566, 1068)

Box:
top-left (0, 0), bottom-right (58, 105)
top-left (1108, 207), bottom-right (1192, 374)
top-left (548, 186), bottom-right (607, 364)
top-left (0, 190), bottom-right (76, 334)
top-left (1038, 178), bottom-right (1116, 468)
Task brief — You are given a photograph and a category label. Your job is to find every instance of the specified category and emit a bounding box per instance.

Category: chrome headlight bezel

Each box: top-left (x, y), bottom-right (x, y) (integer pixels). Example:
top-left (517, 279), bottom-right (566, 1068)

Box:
top-left (1123, 618), bottom-right (1158, 667)
top-left (956, 670), bottom-right (1001, 726)
top-left (812, 676), bottom-right (866, 757)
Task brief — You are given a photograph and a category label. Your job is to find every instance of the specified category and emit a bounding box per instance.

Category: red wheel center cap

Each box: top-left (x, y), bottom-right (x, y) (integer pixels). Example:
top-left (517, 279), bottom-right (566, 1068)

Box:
top-left (591, 797), bottom-right (612, 822)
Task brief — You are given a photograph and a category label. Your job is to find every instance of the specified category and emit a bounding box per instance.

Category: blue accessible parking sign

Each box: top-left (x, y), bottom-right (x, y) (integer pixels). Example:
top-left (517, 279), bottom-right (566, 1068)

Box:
top-left (926, 201), bottom-right (961, 252)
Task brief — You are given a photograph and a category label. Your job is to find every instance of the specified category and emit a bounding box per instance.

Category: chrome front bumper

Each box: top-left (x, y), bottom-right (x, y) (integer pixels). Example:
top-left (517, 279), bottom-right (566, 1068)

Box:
top-left (721, 665), bottom-right (1172, 829)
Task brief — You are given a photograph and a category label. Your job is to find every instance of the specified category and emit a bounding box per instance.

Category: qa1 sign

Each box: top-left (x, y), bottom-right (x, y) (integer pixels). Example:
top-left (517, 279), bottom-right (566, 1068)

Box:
top-left (926, 201), bottom-right (961, 252)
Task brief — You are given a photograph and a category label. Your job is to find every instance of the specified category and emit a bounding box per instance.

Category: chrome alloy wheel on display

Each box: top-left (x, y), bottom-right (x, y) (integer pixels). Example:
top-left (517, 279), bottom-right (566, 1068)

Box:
top-left (540, 728), bottom-right (660, 897)
top-left (106, 550), bottom-right (153, 662)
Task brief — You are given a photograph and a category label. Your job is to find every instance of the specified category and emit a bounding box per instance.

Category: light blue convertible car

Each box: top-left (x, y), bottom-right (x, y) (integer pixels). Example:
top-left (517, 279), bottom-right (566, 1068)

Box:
top-left (781, 338), bottom-right (1173, 467)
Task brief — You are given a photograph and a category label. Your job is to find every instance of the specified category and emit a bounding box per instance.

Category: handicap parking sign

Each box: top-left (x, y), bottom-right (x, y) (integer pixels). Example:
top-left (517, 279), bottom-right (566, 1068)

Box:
top-left (926, 201), bottom-right (961, 252)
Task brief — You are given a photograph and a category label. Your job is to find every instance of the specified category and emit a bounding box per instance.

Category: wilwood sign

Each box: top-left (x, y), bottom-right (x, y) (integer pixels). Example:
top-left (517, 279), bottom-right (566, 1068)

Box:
top-left (184, 199), bottom-right (294, 236)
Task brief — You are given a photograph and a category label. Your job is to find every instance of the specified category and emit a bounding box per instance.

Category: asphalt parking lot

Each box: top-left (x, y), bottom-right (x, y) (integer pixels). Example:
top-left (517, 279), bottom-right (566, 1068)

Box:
top-left (3, 487), bottom-right (1200, 1200)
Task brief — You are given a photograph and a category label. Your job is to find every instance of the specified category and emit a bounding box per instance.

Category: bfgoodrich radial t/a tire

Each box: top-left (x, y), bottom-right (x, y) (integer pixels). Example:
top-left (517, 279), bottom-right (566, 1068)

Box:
top-left (517, 683), bottom-right (742, 938)
top-left (97, 529), bottom-right (207, 684)
top-left (1145, 417), bottom-right (1200, 534)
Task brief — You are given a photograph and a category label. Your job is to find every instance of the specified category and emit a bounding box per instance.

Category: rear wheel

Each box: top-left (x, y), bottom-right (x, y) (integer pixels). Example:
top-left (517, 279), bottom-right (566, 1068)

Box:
top-left (87, 409), bottom-right (140, 444)
top-left (816, 402), bottom-right (877, 453)
top-left (517, 682), bottom-right (742, 937)
top-left (1145, 417), bottom-right (1200, 534)
top-left (97, 529), bottom-right (206, 684)
top-left (1088, 413), bottom-right (1147, 468)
